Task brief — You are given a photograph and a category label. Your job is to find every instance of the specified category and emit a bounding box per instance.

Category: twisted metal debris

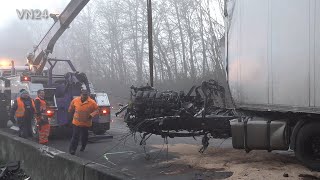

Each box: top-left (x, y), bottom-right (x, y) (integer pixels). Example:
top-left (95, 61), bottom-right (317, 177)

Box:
top-left (117, 80), bottom-right (238, 152)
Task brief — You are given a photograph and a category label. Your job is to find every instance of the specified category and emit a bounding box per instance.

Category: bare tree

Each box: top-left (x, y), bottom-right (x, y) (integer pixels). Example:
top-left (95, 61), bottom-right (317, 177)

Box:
top-left (43, 0), bottom-right (225, 96)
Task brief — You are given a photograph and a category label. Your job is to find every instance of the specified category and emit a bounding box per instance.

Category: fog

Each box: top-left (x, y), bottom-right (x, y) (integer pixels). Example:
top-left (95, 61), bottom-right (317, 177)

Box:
top-left (1, 0), bottom-right (227, 105)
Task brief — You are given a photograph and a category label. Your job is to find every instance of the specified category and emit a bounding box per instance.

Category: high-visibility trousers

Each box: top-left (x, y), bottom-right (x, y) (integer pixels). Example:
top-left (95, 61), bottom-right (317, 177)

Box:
top-left (36, 116), bottom-right (50, 144)
top-left (39, 123), bottom-right (50, 144)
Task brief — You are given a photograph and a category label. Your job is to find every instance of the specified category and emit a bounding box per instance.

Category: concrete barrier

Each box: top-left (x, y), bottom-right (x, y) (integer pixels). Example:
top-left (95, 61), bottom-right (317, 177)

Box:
top-left (0, 130), bottom-right (129, 180)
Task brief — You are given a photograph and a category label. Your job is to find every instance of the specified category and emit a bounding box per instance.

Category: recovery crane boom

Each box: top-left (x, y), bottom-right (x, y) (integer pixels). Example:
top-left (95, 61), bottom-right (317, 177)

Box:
top-left (27, 0), bottom-right (90, 74)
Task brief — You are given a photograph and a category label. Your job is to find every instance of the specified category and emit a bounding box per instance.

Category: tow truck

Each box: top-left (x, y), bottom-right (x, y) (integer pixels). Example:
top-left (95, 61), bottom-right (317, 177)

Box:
top-left (0, 61), bottom-right (29, 77)
top-left (1, 0), bottom-right (110, 136)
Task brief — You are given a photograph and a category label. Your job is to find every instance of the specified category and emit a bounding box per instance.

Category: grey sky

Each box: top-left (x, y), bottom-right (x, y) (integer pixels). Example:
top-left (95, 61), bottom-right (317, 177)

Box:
top-left (0, 0), bottom-right (69, 29)
top-left (0, 0), bottom-right (224, 64)
top-left (0, 0), bottom-right (70, 63)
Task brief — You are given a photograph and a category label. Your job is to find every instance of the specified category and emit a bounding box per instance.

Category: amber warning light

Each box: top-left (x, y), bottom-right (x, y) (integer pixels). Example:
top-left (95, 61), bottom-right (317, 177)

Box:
top-left (46, 110), bottom-right (54, 117)
top-left (0, 61), bottom-right (11, 66)
top-left (100, 107), bottom-right (110, 116)
top-left (20, 76), bottom-right (31, 82)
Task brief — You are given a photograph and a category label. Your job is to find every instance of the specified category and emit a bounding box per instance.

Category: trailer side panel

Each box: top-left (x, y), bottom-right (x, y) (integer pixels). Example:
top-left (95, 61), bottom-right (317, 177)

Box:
top-left (227, 0), bottom-right (320, 112)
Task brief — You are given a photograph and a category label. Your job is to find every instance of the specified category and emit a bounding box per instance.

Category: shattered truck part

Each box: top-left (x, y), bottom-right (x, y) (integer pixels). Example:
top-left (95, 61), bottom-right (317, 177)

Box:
top-left (127, 115), bottom-right (234, 138)
top-left (120, 79), bottom-right (291, 154)
top-left (119, 80), bottom-right (239, 151)
top-left (0, 161), bottom-right (30, 180)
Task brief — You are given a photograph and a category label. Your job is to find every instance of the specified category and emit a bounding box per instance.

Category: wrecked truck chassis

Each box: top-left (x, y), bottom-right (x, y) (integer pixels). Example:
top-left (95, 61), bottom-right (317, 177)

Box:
top-left (119, 80), bottom-right (320, 171)
top-left (117, 80), bottom-right (238, 152)
top-left (126, 115), bottom-right (234, 138)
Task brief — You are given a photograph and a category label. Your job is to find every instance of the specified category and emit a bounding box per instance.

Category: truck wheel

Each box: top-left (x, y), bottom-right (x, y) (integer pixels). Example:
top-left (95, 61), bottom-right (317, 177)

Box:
top-left (295, 122), bottom-right (320, 171)
top-left (32, 119), bottom-right (39, 138)
top-left (92, 122), bottom-right (109, 135)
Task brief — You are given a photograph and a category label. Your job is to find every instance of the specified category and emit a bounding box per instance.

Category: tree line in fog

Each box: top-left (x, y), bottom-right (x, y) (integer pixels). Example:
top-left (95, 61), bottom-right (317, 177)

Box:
top-left (31, 0), bottom-right (225, 99)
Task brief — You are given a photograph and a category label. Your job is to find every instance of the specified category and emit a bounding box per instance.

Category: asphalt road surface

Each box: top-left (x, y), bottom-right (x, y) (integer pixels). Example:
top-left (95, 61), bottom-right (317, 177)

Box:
top-left (5, 114), bottom-right (318, 180)
top-left (48, 114), bottom-right (234, 180)
top-left (4, 113), bottom-right (234, 180)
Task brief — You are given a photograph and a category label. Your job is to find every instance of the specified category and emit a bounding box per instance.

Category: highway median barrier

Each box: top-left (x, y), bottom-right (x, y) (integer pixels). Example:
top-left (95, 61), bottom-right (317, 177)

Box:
top-left (0, 130), bottom-right (129, 180)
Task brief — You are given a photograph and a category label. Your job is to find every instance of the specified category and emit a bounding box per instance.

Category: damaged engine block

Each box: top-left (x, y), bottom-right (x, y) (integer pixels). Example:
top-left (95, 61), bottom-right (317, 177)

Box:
top-left (117, 80), bottom-right (238, 148)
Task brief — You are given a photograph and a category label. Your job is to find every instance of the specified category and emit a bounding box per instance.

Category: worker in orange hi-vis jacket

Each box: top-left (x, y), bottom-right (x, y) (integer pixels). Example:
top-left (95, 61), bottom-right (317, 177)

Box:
top-left (68, 89), bottom-right (99, 155)
top-left (10, 89), bottom-right (35, 138)
top-left (34, 89), bottom-right (50, 145)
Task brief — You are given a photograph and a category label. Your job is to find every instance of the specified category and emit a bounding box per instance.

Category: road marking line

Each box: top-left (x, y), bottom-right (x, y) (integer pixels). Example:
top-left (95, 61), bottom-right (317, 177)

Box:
top-left (103, 151), bottom-right (136, 166)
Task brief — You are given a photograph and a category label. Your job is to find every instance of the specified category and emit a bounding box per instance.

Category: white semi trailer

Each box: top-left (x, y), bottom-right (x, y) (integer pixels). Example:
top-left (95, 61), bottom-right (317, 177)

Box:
top-left (225, 0), bottom-right (320, 170)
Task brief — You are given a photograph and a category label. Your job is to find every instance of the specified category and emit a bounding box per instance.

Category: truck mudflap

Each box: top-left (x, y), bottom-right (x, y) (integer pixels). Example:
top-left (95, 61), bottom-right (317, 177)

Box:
top-left (93, 115), bottom-right (110, 124)
top-left (90, 112), bottom-right (110, 135)
top-left (230, 118), bottom-right (289, 152)
top-left (91, 122), bottom-right (110, 135)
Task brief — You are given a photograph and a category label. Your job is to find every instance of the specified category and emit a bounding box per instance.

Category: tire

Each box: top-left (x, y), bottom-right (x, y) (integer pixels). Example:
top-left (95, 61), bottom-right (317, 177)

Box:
top-left (92, 122), bottom-right (109, 135)
top-left (295, 122), bottom-right (320, 171)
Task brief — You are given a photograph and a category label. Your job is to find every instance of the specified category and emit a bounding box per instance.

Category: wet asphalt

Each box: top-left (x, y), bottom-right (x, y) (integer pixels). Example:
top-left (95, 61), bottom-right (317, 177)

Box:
top-left (4, 113), bottom-right (233, 180)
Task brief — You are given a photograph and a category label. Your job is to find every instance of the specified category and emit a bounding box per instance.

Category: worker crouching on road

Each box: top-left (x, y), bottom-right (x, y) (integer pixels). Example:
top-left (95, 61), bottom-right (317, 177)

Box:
top-left (68, 89), bottom-right (99, 155)
top-left (34, 89), bottom-right (50, 145)
top-left (10, 90), bottom-right (35, 138)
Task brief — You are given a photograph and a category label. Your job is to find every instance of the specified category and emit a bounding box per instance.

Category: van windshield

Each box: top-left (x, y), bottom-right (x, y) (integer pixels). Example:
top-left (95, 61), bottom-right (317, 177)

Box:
top-left (2, 71), bottom-right (11, 76)
top-left (29, 83), bottom-right (44, 93)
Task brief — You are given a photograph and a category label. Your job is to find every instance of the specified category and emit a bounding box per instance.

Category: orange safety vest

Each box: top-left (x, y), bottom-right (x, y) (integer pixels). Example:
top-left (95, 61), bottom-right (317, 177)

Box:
top-left (35, 97), bottom-right (46, 114)
top-left (68, 97), bottom-right (99, 127)
top-left (15, 97), bottom-right (36, 118)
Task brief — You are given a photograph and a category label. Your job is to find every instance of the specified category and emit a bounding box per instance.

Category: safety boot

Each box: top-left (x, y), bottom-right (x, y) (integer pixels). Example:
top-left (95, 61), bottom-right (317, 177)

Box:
top-left (80, 146), bottom-right (85, 152)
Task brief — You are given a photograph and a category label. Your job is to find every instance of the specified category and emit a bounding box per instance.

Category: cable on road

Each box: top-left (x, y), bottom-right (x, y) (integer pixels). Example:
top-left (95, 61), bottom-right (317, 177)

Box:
top-left (83, 118), bottom-right (178, 170)
top-left (218, 138), bottom-right (230, 148)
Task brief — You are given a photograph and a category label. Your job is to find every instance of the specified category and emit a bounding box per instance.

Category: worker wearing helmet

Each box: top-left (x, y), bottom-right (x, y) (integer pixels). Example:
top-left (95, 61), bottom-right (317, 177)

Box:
top-left (10, 89), bottom-right (35, 138)
top-left (34, 89), bottom-right (50, 144)
top-left (68, 89), bottom-right (99, 155)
